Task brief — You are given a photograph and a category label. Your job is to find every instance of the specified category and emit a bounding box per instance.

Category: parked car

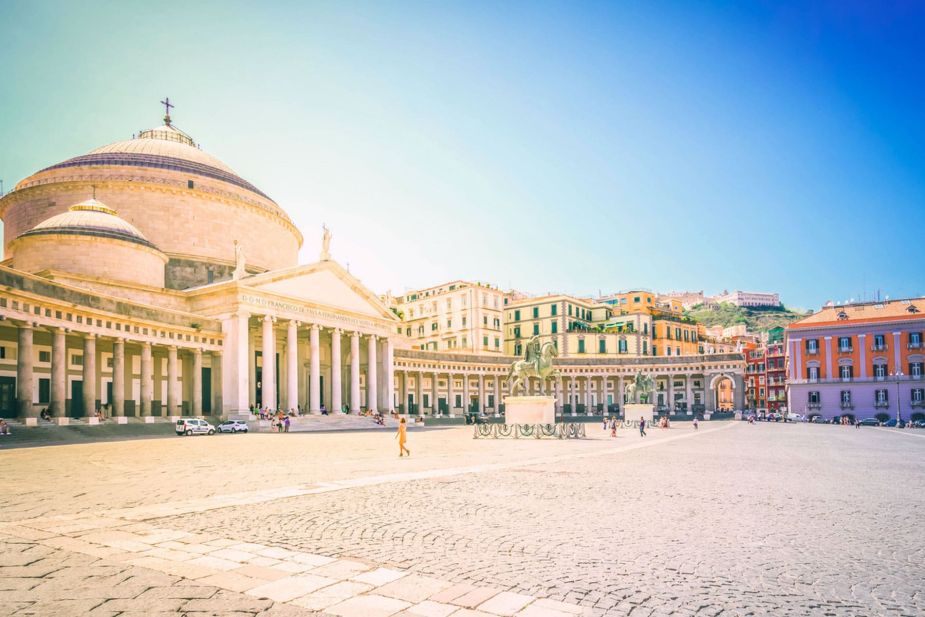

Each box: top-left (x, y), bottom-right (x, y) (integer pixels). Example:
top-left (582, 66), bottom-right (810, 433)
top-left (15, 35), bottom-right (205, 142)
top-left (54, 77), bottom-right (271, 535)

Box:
top-left (217, 420), bottom-right (249, 434)
top-left (859, 418), bottom-right (880, 426)
top-left (766, 413), bottom-right (780, 422)
top-left (176, 418), bottom-right (215, 436)
top-left (882, 419), bottom-right (902, 428)
top-left (787, 414), bottom-right (806, 423)
top-left (912, 420), bottom-right (925, 429)
top-left (810, 416), bottom-right (828, 424)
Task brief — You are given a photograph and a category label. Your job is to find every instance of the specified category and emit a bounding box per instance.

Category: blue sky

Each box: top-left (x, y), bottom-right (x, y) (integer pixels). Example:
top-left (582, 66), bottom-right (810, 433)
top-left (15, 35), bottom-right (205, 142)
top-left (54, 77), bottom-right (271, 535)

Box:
top-left (1, 1), bottom-right (923, 310)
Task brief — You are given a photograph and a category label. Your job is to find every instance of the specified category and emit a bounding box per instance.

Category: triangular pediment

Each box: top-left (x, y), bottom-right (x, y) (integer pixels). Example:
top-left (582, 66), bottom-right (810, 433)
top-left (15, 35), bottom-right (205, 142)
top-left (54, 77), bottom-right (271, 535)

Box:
top-left (242, 261), bottom-right (396, 321)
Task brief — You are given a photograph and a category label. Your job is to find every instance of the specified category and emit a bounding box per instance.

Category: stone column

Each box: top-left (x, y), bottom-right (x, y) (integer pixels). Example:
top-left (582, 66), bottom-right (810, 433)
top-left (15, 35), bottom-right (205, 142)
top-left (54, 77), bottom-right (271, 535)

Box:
top-left (602, 377), bottom-right (609, 414)
top-left (248, 325), bottom-right (257, 405)
top-left (140, 342), bottom-right (153, 417)
top-left (569, 377), bottom-right (576, 416)
top-left (167, 345), bottom-right (179, 417)
top-left (50, 327), bottom-right (66, 418)
top-left (733, 374), bottom-right (745, 410)
top-left (617, 375), bottom-right (624, 410)
top-left (705, 375), bottom-right (716, 413)
top-left (221, 311), bottom-right (250, 417)
top-left (112, 338), bottom-right (125, 417)
top-left (211, 352), bottom-right (223, 414)
top-left (367, 335), bottom-right (378, 412)
top-left (415, 370), bottom-right (423, 414)
top-left (667, 376), bottom-right (674, 414)
top-left (385, 338), bottom-right (395, 412)
top-left (685, 376), bottom-right (693, 415)
top-left (16, 323), bottom-right (34, 419)
top-left (309, 324), bottom-right (321, 413)
top-left (192, 348), bottom-right (203, 416)
top-left (556, 376), bottom-right (564, 412)
top-left (330, 328), bottom-right (342, 414)
top-left (262, 315), bottom-right (276, 409)
top-left (463, 373), bottom-right (470, 414)
top-left (284, 321), bottom-right (298, 412)
top-left (478, 373), bottom-right (485, 415)
top-left (431, 372), bottom-right (439, 416)
top-left (83, 334), bottom-right (97, 418)
top-left (493, 375), bottom-right (501, 414)
top-left (350, 332), bottom-right (361, 413)
top-left (447, 373), bottom-right (455, 417)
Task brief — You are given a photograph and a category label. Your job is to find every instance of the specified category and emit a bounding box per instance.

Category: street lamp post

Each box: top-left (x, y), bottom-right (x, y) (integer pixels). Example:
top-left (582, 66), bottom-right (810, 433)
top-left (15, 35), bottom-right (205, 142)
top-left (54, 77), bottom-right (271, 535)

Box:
top-left (891, 370), bottom-right (904, 427)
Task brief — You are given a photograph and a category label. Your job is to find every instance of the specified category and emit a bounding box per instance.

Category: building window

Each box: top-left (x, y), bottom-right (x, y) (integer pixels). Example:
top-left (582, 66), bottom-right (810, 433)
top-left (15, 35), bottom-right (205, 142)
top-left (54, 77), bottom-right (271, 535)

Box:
top-left (599, 339), bottom-right (606, 353)
top-left (643, 323), bottom-right (648, 335)
top-left (912, 388), bottom-right (924, 403)
top-left (910, 362), bottom-right (923, 378)
top-left (634, 296), bottom-right (640, 303)
top-left (39, 350), bottom-right (51, 363)
top-left (187, 179), bottom-right (195, 189)
top-left (618, 339), bottom-right (627, 353)
top-left (840, 390), bottom-right (851, 405)
top-left (532, 307), bottom-right (539, 319)
top-left (495, 338), bottom-right (500, 348)
top-left (578, 340), bottom-right (586, 353)
top-left (806, 339), bottom-right (819, 354)
top-left (483, 336), bottom-right (488, 347)
top-left (38, 378), bottom-right (50, 404)
top-left (839, 365), bottom-right (853, 381)
top-left (807, 366), bottom-right (819, 381)
top-left (838, 337), bottom-right (852, 352)
top-left (513, 326), bottom-right (521, 338)
top-left (910, 332), bottom-right (922, 348)
top-left (873, 334), bottom-right (885, 350)
top-left (874, 364), bottom-right (887, 379)
top-left (483, 316), bottom-right (488, 326)
top-left (462, 316), bottom-right (467, 326)
top-left (808, 391), bottom-right (820, 404)
top-left (643, 341), bottom-right (647, 354)
top-left (551, 304), bottom-right (557, 316)
top-left (653, 345), bottom-right (658, 356)
top-left (514, 310), bottom-right (521, 322)
top-left (875, 389), bottom-right (888, 405)
top-left (72, 354), bottom-right (83, 366)
top-left (551, 322), bottom-right (558, 334)
top-left (447, 319), bottom-right (452, 328)
top-left (533, 324), bottom-right (539, 335)
top-left (514, 344), bottom-right (522, 356)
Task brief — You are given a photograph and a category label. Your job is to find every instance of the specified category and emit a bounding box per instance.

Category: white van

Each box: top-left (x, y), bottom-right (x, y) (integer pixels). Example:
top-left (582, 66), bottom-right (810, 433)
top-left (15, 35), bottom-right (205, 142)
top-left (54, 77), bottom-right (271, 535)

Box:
top-left (175, 418), bottom-right (215, 436)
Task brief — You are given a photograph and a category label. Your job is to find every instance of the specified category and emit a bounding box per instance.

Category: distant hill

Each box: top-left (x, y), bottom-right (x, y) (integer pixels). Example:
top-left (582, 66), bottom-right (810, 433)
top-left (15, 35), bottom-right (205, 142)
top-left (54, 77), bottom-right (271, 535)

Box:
top-left (684, 303), bottom-right (810, 333)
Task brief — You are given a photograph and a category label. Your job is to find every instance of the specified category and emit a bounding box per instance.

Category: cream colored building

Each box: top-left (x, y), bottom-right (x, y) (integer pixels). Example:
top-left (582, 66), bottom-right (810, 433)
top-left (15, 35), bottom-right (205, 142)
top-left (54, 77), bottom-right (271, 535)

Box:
top-left (387, 281), bottom-right (503, 354)
top-left (0, 107), bottom-right (746, 423)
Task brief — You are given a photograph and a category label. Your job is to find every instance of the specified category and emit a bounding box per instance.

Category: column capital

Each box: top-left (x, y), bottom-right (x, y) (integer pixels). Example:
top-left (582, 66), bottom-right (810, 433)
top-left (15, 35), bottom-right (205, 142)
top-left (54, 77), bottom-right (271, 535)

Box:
top-left (352, 331), bottom-right (360, 339)
top-left (193, 347), bottom-right (203, 356)
top-left (332, 327), bottom-right (342, 335)
top-left (113, 336), bottom-right (125, 343)
top-left (263, 314), bottom-right (275, 323)
top-left (83, 331), bottom-right (97, 340)
top-left (310, 323), bottom-right (320, 332)
top-left (288, 319), bottom-right (301, 328)
top-left (368, 334), bottom-right (378, 342)
top-left (167, 344), bottom-right (178, 352)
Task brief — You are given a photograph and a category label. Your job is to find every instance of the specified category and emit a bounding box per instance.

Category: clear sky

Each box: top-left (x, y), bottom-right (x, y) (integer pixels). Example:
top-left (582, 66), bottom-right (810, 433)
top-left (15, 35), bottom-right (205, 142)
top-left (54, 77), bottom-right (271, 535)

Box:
top-left (1, 1), bottom-right (923, 310)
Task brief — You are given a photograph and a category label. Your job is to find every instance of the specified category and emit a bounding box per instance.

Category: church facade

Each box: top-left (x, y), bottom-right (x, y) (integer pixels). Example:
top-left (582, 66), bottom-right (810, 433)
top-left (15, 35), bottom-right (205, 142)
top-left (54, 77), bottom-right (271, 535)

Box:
top-left (0, 110), bottom-right (745, 424)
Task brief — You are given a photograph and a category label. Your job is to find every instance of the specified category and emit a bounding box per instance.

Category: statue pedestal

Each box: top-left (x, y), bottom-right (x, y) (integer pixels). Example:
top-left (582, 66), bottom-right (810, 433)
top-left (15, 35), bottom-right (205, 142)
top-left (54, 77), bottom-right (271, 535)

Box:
top-left (504, 396), bottom-right (555, 425)
top-left (624, 403), bottom-right (654, 425)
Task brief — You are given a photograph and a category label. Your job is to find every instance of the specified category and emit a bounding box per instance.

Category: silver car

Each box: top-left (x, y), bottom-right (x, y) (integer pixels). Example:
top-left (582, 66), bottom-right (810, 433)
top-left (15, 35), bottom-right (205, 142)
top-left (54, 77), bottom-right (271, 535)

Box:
top-left (217, 420), bottom-right (249, 434)
top-left (175, 418), bottom-right (215, 436)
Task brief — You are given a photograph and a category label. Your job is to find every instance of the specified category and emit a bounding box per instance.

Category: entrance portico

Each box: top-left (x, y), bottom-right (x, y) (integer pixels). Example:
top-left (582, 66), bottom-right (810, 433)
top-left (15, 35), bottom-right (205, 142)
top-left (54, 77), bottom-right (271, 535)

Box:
top-left (188, 260), bottom-right (399, 419)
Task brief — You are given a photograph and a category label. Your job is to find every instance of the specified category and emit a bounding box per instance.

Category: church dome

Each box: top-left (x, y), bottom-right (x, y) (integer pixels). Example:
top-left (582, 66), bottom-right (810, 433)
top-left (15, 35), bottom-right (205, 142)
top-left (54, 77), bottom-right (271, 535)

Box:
top-left (33, 120), bottom-right (272, 200)
top-left (20, 198), bottom-right (157, 249)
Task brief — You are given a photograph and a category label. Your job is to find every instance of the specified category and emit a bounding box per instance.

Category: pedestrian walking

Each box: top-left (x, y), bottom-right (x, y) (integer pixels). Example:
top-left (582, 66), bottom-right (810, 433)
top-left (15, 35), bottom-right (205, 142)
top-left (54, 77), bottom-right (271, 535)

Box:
top-left (610, 417), bottom-right (617, 438)
top-left (603, 416), bottom-right (608, 431)
top-left (693, 417), bottom-right (699, 430)
top-left (283, 416), bottom-right (290, 432)
top-left (639, 416), bottom-right (647, 438)
top-left (396, 416), bottom-right (411, 457)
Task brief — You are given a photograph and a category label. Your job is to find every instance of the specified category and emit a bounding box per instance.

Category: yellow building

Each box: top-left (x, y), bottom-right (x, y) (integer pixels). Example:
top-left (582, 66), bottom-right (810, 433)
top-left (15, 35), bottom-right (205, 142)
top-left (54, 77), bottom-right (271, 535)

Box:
top-left (599, 290), bottom-right (699, 357)
top-left (388, 281), bottom-right (504, 354)
top-left (503, 293), bottom-right (653, 358)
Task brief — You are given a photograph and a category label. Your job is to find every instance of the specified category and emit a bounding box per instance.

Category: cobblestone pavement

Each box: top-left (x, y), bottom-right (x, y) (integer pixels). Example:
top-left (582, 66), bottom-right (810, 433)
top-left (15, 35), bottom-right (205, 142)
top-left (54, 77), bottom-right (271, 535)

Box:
top-left (2, 422), bottom-right (923, 615)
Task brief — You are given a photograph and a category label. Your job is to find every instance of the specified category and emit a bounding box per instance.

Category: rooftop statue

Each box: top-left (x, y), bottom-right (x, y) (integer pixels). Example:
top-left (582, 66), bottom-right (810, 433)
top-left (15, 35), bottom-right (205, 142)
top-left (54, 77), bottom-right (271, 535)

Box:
top-left (320, 224), bottom-right (332, 261)
top-left (233, 240), bottom-right (246, 280)
top-left (507, 335), bottom-right (560, 395)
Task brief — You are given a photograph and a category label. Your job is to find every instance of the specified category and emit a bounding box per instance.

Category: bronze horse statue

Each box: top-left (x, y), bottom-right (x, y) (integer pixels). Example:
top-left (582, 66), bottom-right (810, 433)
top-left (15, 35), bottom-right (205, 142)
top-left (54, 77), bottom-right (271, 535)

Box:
top-left (507, 336), bottom-right (560, 395)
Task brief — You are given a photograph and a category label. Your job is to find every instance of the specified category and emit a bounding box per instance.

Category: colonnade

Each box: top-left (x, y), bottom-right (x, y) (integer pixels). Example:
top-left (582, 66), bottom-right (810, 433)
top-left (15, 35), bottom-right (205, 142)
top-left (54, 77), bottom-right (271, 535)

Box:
top-left (8, 320), bottom-right (220, 421)
top-left (223, 312), bottom-right (395, 416)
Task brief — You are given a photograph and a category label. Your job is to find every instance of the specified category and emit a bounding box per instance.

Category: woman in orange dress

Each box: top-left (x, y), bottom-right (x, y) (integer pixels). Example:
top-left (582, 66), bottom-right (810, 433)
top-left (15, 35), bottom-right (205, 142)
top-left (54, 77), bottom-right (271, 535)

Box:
top-left (396, 417), bottom-right (410, 457)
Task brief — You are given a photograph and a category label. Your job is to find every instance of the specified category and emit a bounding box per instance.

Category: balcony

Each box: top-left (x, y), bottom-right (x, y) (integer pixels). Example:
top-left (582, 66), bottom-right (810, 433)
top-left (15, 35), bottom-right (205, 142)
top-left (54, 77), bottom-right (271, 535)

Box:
top-left (871, 344), bottom-right (887, 352)
top-left (840, 402), bottom-right (854, 410)
top-left (909, 342), bottom-right (923, 350)
top-left (805, 348), bottom-right (819, 356)
top-left (807, 402), bottom-right (822, 410)
top-left (837, 346), bottom-right (853, 354)
top-left (874, 400), bottom-right (890, 409)
top-left (911, 400), bottom-right (925, 408)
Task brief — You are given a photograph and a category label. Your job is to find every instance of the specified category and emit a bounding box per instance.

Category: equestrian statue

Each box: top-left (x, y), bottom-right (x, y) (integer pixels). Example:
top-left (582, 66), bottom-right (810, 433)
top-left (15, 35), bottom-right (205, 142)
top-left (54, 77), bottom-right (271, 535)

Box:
top-left (507, 336), bottom-right (560, 395)
top-left (624, 371), bottom-right (655, 404)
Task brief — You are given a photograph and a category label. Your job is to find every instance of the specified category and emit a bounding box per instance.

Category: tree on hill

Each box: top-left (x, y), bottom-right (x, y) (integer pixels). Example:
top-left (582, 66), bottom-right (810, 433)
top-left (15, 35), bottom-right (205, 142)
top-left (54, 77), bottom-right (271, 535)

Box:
top-left (684, 302), bottom-right (809, 333)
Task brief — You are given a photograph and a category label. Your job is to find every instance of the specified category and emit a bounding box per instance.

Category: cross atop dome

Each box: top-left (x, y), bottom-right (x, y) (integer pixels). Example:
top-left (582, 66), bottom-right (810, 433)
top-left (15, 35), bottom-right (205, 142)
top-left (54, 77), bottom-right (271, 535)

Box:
top-left (160, 97), bottom-right (174, 126)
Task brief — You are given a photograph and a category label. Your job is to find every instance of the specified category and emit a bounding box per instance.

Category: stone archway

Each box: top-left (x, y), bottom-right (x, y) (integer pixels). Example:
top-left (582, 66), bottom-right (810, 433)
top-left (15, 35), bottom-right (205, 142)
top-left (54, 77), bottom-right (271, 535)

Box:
top-left (709, 373), bottom-right (736, 412)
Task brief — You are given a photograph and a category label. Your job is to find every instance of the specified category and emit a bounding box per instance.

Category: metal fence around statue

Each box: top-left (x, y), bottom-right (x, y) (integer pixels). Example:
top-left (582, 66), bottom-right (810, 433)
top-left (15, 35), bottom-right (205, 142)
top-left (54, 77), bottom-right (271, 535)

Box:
top-left (473, 422), bottom-right (586, 439)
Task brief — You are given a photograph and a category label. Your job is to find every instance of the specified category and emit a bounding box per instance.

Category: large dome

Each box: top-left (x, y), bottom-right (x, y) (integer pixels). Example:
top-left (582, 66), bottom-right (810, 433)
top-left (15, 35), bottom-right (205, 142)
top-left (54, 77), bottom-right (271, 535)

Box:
top-left (0, 108), bottom-right (303, 289)
top-left (35, 122), bottom-right (272, 201)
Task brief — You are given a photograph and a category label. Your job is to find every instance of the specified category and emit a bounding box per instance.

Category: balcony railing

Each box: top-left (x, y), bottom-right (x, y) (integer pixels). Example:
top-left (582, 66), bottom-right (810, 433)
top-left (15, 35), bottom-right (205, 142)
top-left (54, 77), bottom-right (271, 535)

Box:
top-left (871, 344), bottom-right (887, 352)
top-left (909, 342), bottom-right (923, 350)
top-left (807, 402), bottom-right (822, 410)
top-left (874, 400), bottom-right (890, 409)
top-left (837, 346), bottom-right (853, 354)
top-left (790, 374), bottom-right (924, 385)
top-left (840, 402), bottom-right (854, 410)
top-left (805, 348), bottom-right (819, 356)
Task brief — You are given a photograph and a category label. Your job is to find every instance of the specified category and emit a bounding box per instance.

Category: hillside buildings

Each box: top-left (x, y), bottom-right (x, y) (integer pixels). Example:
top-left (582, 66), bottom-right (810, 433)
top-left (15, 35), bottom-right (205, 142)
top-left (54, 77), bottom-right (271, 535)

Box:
top-left (713, 290), bottom-right (781, 308)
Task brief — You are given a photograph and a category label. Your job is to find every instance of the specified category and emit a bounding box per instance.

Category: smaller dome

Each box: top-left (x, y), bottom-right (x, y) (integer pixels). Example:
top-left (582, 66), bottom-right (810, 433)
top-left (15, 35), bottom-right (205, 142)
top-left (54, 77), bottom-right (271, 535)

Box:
top-left (19, 198), bottom-right (157, 249)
